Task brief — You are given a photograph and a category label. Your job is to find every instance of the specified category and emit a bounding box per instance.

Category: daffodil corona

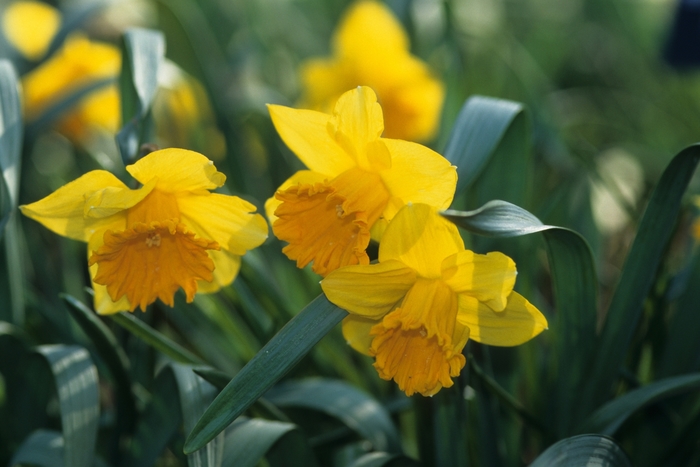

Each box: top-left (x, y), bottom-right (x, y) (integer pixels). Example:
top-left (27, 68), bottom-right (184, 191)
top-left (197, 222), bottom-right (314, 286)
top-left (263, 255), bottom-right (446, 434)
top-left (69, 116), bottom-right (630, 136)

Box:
top-left (266, 86), bottom-right (456, 277)
top-left (299, 0), bottom-right (444, 142)
top-left (321, 204), bottom-right (547, 397)
top-left (21, 149), bottom-right (268, 314)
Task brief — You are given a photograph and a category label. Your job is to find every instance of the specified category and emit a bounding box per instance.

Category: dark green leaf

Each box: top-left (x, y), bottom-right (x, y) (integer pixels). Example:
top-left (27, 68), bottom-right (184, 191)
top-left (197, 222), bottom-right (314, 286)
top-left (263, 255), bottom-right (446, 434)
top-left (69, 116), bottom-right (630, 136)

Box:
top-left (109, 311), bottom-right (205, 365)
top-left (443, 200), bottom-right (598, 434)
top-left (9, 429), bottom-right (64, 467)
top-left (348, 452), bottom-right (421, 467)
top-left (265, 378), bottom-right (402, 453)
top-left (61, 294), bottom-right (136, 434)
top-left (529, 435), bottom-right (631, 467)
top-left (184, 295), bottom-right (348, 454)
top-left (222, 417), bottom-right (318, 467)
top-left (35, 345), bottom-right (100, 467)
top-left (580, 373), bottom-right (700, 435)
top-left (587, 144), bottom-right (700, 411)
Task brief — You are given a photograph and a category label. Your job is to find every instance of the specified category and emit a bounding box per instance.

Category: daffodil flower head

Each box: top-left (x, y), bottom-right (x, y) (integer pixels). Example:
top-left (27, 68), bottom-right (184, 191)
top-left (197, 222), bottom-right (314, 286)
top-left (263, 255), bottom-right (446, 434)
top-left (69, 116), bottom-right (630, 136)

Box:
top-left (21, 34), bottom-right (121, 144)
top-left (265, 86), bottom-right (456, 277)
top-left (299, 0), bottom-right (444, 142)
top-left (2, 0), bottom-right (61, 61)
top-left (321, 203), bottom-right (548, 397)
top-left (20, 148), bottom-right (269, 314)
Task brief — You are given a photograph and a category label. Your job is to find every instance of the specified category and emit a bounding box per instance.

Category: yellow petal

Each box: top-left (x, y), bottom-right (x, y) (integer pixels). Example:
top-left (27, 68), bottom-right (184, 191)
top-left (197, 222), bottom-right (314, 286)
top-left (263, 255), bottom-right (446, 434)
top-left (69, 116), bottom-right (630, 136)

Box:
top-left (328, 86), bottom-right (385, 170)
top-left (126, 148), bottom-right (226, 193)
top-left (197, 249), bottom-right (241, 293)
top-left (84, 177), bottom-right (156, 219)
top-left (268, 104), bottom-right (355, 176)
top-left (178, 192), bottom-right (268, 255)
top-left (334, 1), bottom-right (408, 57)
top-left (456, 292), bottom-right (548, 346)
top-left (20, 170), bottom-right (127, 242)
top-left (379, 139), bottom-right (456, 212)
top-left (321, 259), bottom-right (417, 319)
top-left (442, 251), bottom-right (517, 312)
top-left (379, 204), bottom-right (463, 279)
top-left (2, 1), bottom-right (61, 60)
top-left (341, 314), bottom-right (380, 356)
top-left (265, 170), bottom-right (328, 225)
top-left (88, 232), bottom-right (131, 314)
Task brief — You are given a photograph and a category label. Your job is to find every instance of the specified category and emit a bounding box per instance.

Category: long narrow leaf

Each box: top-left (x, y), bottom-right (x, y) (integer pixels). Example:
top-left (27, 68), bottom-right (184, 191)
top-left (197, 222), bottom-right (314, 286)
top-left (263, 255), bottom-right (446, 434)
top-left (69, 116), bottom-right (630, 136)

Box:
top-left (348, 452), bottom-right (421, 467)
top-left (184, 295), bottom-right (348, 454)
top-left (9, 430), bottom-right (65, 467)
top-left (529, 435), bottom-right (631, 467)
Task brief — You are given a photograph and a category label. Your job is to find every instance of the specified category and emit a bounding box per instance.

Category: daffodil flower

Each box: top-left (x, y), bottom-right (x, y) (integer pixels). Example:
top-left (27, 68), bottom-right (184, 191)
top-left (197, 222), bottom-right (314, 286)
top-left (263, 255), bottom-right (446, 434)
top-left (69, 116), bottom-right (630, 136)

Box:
top-left (321, 203), bottom-right (547, 397)
top-left (2, 0), bottom-right (61, 61)
top-left (299, 0), bottom-right (444, 142)
top-left (21, 149), bottom-right (268, 314)
top-left (265, 86), bottom-right (456, 277)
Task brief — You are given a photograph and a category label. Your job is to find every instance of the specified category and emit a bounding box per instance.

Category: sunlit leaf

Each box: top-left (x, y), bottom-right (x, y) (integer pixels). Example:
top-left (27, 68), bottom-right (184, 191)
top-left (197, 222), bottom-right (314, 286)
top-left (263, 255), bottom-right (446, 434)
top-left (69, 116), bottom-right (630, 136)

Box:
top-left (348, 452), bottom-right (421, 467)
top-left (9, 430), bottom-right (64, 467)
top-left (529, 434), bottom-right (631, 467)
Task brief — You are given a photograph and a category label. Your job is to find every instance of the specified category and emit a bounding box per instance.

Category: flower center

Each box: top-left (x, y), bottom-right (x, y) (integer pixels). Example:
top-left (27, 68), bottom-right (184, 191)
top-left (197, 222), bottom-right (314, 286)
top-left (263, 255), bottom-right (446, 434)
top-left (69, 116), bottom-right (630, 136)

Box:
top-left (272, 168), bottom-right (390, 276)
top-left (89, 220), bottom-right (219, 312)
top-left (369, 279), bottom-right (468, 396)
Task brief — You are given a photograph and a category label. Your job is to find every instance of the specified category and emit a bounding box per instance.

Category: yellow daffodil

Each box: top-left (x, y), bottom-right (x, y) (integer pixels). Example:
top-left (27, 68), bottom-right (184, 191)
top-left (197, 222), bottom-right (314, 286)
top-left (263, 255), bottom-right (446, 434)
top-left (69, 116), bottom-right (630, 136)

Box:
top-left (299, 0), bottom-right (444, 142)
top-left (265, 86), bottom-right (456, 277)
top-left (20, 148), bottom-right (268, 314)
top-left (321, 203), bottom-right (547, 397)
top-left (2, 0), bottom-right (61, 61)
top-left (22, 34), bottom-right (121, 143)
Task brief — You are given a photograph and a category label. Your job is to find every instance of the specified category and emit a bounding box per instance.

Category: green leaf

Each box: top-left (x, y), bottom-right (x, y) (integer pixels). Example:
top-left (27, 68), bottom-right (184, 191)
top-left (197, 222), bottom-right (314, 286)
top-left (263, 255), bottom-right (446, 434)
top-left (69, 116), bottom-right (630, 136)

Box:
top-left (222, 417), bottom-right (318, 467)
top-left (117, 27), bottom-right (165, 163)
top-left (348, 452), bottom-right (421, 467)
top-left (265, 378), bottom-right (402, 453)
top-left (442, 96), bottom-right (530, 201)
top-left (61, 294), bottom-right (136, 434)
top-left (35, 345), bottom-right (100, 467)
top-left (9, 430), bottom-right (65, 467)
top-left (529, 435), bottom-right (631, 467)
top-left (109, 311), bottom-right (205, 365)
top-left (183, 294), bottom-right (348, 454)
top-left (580, 373), bottom-right (700, 435)
top-left (443, 200), bottom-right (598, 434)
top-left (587, 144), bottom-right (700, 411)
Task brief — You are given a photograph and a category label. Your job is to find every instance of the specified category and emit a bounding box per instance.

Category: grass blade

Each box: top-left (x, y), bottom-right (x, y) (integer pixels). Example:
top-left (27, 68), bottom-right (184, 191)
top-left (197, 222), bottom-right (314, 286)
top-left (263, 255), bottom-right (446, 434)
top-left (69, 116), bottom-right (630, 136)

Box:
top-left (530, 435), bottom-right (631, 467)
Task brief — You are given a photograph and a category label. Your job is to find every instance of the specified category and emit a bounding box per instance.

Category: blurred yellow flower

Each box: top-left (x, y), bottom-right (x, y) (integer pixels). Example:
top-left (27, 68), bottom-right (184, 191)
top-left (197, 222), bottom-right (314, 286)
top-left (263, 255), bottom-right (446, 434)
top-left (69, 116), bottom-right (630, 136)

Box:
top-left (21, 148), bottom-right (268, 314)
top-left (154, 61), bottom-right (227, 161)
top-left (322, 203), bottom-right (547, 396)
top-left (299, 0), bottom-right (444, 142)
top-left (2, 0), bottom-right (61, 61)
top-left (265, 86), bottom-right (456, 277)
top-left (21, 34), bottom-right (121, 144)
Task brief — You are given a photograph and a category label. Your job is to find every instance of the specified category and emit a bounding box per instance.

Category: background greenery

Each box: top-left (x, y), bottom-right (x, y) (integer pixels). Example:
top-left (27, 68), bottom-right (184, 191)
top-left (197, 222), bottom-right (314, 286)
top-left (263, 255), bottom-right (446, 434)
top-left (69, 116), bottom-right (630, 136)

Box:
top-left (3, 0), bottom-right (700, 465)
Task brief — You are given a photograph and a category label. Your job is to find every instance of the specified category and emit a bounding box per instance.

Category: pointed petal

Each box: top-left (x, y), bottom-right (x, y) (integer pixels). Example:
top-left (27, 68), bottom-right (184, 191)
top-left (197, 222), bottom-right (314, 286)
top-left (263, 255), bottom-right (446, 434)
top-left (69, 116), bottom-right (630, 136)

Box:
top-left (380, 139), bottom-right (456, 212)
top-left (265, 170), bottom-right (328, 224)
top-left (84, 177), bottom-right (156, 219)
top-left (321, 259), bottom-right (416, 319)
top-left (442, 251), bottom-right (517, 312)
top-left (178, 193), bottom-right (268, 255)
top-left (456, 292), bottom-right (548, 346)
top-left (87, 232), bottom-right (131, 314)
top-left (20, 170), bottom-right (127, 242)
top-left (197, 249), bottom-right (241, 293)
top-left (3, 1), bottom-right (61, 60)
top-left (334, 0), bottom-right (408, 56)
top-left (342, 314), bottom-right (380, 356)
top-left (126, 148), bottom-right (226, 193)
top-left (379, 203), bottom-right (463, 278)
top-left (268, 104), bottom-right (355, 176)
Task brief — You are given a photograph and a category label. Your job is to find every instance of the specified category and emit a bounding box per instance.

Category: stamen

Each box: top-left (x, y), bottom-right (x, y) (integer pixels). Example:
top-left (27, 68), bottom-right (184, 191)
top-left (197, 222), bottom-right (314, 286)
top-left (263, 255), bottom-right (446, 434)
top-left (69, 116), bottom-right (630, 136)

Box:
top-left (146, 233), bottom-right (161, 247)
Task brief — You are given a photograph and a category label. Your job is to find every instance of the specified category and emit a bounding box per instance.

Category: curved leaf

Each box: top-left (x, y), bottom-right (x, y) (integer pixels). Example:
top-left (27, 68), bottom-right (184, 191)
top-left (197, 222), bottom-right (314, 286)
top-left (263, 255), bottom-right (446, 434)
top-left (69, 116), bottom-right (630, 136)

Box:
top-left (349, 452), bottom-right (421, 467)
top-left (443, 200), bottom-right (598, 434)
top-left (222, 417), bottom-right (317, 467)
top-left (529, 434), bottom-right (631, 467)
top-left (35, 345), bottom-right (100, 467)
top-left (184, 295), bottom-right (348, 454)
top-left (580, 373), bottom-right (700, 435)
top-left (265, 378), bottom-right (402, 453)
top-left (588, 144), bottom-right (700, 411)
top-left (9, 429), bottom-right (64, 467)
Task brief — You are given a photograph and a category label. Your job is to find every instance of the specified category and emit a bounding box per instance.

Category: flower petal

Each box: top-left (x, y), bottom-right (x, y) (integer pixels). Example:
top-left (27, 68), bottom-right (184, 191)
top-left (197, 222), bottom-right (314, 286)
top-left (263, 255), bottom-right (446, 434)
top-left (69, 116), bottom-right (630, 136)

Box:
top-left (268, 104), bottom-right (355, 176)
top-left (442, 251), bottom-right (517, 312)
top-left (265, 170), bottom-right (328, 224)
top-left (379, 138), bottom-right (456, 212)
top-left (84, 177), bottom-right (156, 219)
top-left (20, 170), bottom-right (127, 242)
top-left (88, 232), bottom-right (131, 314)
top-left (3, 1), bottom-right (61, 60)
top-left (456, 292), bottom-right (548, 346)
top-left (197, 249), bottom-right (241, 293)
top-left (126, 148), bottom-right (226, 193)
top-left (178, 193), bottom-right (268, 255)
top-left (341, 314), bottom-right (380, 356)
top-left (379, 203), bottom-right (463, 278)
top-left (334, 0), bottom-right (408, 57)
top-left (321, 259), bottom-right (416, 319)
